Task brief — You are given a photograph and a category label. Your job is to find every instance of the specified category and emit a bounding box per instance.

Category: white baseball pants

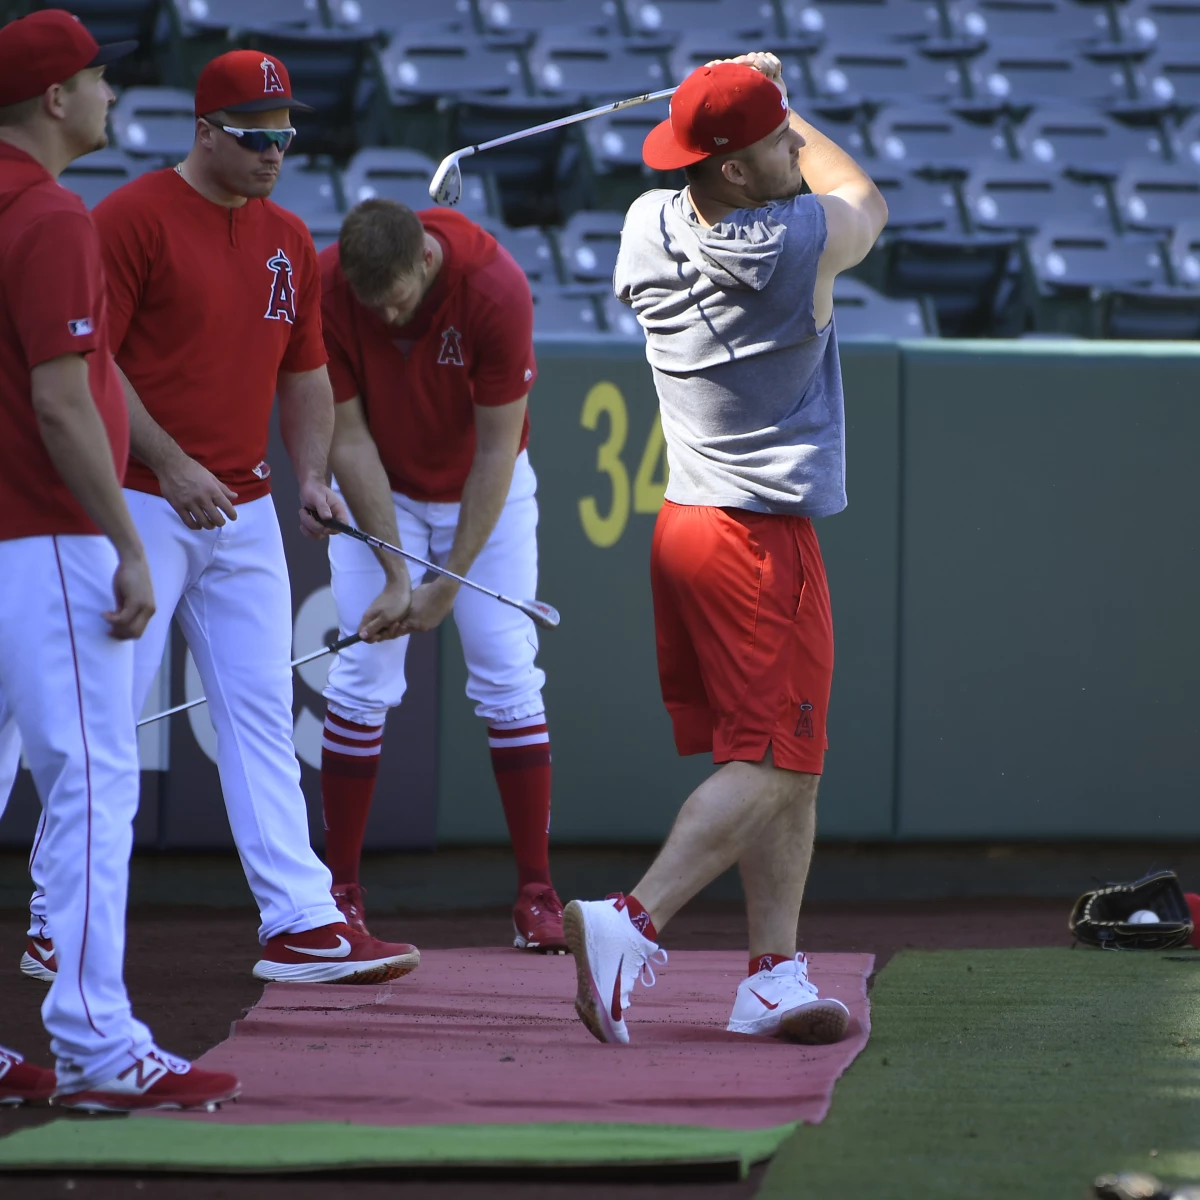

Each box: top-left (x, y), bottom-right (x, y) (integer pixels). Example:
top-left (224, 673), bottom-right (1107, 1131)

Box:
top-left (325, 451), bottom-right (546, 726)
top-left (31, 493), bottom-right (341, 944)
top-left (0, 535), bottom-right (154, 1089)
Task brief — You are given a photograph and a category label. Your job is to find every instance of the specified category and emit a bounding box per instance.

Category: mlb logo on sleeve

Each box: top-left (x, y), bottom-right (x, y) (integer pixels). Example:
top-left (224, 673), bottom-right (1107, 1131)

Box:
top-left (68, 318), bottom-right (94, 336)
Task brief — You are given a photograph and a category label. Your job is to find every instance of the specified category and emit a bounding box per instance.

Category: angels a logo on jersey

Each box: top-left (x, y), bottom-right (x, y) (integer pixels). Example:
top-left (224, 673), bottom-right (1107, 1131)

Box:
top-left (264, 248), bottom-right (296, 324)
top-left (437, 326), bottom-right (465, 366)
top-left (261, 57), bottom-right (286, 95)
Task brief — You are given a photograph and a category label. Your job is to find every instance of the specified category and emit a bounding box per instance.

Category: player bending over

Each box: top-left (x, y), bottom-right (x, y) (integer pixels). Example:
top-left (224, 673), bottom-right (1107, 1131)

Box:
top-left (565, 56), bottom-right (888, 1044)
top-left (317, 199), bottom-right (566, 952)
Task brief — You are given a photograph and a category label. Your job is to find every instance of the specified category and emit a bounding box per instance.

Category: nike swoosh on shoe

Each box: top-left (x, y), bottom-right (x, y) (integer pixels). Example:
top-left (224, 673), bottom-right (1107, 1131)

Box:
top-left (282, 935), bottom-right (351, 959)
top-left (749, 988), bottom-right (781, 1010)
top-left (610, 954), bottom-right (624, 1023)
top-left (34, 943), bottom-right (54, 963)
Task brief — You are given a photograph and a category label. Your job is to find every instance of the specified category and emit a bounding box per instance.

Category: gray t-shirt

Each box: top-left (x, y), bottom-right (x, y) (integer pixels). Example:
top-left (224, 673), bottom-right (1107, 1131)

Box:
top-left (614, 188), bottom-right (846, 518)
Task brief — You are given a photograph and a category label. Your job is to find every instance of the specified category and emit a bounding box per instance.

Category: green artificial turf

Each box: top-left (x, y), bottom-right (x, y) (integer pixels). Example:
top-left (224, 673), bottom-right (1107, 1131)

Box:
top-left (0, 1119), bottom-right (795, 1177)
top-left (760, 948), bottom-right (1200, 1200)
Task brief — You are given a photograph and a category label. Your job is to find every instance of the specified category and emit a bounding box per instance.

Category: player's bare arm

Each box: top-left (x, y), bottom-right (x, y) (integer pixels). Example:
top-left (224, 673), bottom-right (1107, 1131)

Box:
top-left (398, 396), bottom-right (528, 636)
top-left (30, 354), bottom-right (155, 639)
top-left (119, 363), bottom-right (239, 531)
top-left (328, 394), bottom-right (412, 641)
top-left (276, 365), bottom-right (350, 540)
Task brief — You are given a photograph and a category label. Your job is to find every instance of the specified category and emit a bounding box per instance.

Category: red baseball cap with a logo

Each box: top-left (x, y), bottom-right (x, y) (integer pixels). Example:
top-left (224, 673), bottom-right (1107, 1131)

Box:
top-left (193, 49), bottom-right (313, 116)
top-left (643, 62), bottom-right (790, 171)
top-left (0, 9), bottom-right (136, 107)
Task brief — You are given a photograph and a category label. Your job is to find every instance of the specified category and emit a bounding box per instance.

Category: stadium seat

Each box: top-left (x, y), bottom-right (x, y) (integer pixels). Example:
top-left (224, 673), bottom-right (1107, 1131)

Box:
top-left (270, 159), bottom-right (342, 218)
top-left (304, 213), bottom-right (343, 253)
top-left (871, 168), bottom-right (966, 230)
top-left (597, 292), bottom-right (645, 339)
top-left (945, 0), bottom-right (1114, 44)
top-left (1166, 219), bottom-right (1200, 286)
top-left (555, 210), bottom-right (624, 284)
top-left (476, 218), bottom-right (560, 284)
top-left (1112, 0), bottom-right (1200, 47)
top-left (528, 33), bottom-right (669, 101)
top-left (1170, 111), bottom-right (1200, 171)
top-left (168, 0), bottom-right (322, 33)
top-left (833, 275), bottom-right (931, 337)
top-left (1013, 105), bottom-right (1168, 175)
top-left (867, 104), bottom-right (1012, 170)
top-left (966, 40), bottom-right (1133, 106)
top-left (782, 0), bottom-right (945, 44)
top-left (476, 0), bottom-right (623, 36)
top-left (1026, 223), bottom-right (1170, 290)
top-left (325, 0), bottom-right (474, 35)
top-left (54, 0), bottom-right (168, 84)
top-left (582, 99), bottom-right (670, 172)
top-left (1131, 48), bottom-right (1200, 109)
top-left (667, 36), bottom-right (814, 94)
top-left (809, 43), bottom-right (969, 104)
top-left (1115, 162), bottom-right (1200, 231)
top-left (623, 0), bottom-right (780, 38)
top-left (58, 148), bottom-right (149, 210)
top-left (110, 88), bottom-right (196, 160)
top-left (378, 33), bottom-right (528, 102)
top-left (341, 149), bottom-right (490, 218)
top-left (962, 161), bottom-right (1114, 231)
top-left (530, 285), bottom-right (603, 337)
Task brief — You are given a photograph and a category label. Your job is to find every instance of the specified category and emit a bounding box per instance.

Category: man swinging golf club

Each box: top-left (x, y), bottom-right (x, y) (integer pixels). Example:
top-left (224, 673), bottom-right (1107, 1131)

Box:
top-left (564, 54), bottom-right (888, 1045)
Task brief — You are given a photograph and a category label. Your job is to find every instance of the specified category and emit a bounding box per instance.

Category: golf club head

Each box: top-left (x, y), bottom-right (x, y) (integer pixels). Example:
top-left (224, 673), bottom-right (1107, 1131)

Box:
top-left (429, 153), bottom-right (462, 205)
top-left (519, 599), bottom-right (561, 630)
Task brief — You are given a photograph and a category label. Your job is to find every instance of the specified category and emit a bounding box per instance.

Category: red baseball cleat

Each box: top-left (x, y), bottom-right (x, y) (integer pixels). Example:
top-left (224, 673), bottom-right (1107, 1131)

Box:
top-left (53, 1050), bottom-right (240, 1114)
top-left (253, 921), bottom-right (420, 983)
top-left (0, 1049), bottom-right (55, 1106)
top-left (513, 884), bottom-right (568, 954)
top-left (19, 935), bottom-right (56, 983)
top-left (331, 882), bottom-right (370, 935)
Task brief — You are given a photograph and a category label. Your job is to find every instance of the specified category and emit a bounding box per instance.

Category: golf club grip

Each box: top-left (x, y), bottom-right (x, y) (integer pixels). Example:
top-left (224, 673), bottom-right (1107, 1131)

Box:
top-left (326, 632), bottom-right (362, 654)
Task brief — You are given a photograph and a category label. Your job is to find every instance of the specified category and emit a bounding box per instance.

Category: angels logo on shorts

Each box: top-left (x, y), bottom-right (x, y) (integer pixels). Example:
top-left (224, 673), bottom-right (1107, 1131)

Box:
top-left (437, 326), bottom-right (465, 366)
top-left (264, 248), bottom-right (296, 324)
top-left (794, 701), bottom-right (815, 739)
top-left (261, 57), bottom-right (286, 96)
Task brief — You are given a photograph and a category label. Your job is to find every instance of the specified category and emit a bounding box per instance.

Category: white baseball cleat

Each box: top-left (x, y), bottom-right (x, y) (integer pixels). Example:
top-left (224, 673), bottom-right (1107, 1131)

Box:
top-left (563, 896), bottom-right (667, 1045)
top-left (727, 953), bottom-right (850, 1043)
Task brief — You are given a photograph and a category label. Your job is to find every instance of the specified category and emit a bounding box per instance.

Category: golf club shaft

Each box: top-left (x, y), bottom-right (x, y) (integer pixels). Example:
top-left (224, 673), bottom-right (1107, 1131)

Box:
top-left (136, 633), bottom-right (362, 728)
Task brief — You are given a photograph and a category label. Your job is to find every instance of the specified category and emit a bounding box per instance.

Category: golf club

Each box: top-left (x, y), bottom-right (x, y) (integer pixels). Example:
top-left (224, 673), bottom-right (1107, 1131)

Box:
top-left (429, 86), bottom-right (678, 205)
top-left (308, 510), bottom-right (561, 630)
top-left (136, 633), bottom-right (363, 728)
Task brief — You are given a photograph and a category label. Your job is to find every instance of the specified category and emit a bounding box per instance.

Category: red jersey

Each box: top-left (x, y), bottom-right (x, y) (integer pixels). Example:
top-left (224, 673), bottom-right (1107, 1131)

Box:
top-left (95, 168), bottom-right (327, 504)
top-left (0, 144), bottom-right (128, 543)
top-left (320, 210), bottom-right (536, 504)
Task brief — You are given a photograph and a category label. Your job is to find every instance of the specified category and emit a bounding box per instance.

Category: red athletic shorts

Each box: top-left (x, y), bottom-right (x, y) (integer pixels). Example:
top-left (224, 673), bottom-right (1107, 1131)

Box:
top-left (650, 501), bottom-right (833, 774)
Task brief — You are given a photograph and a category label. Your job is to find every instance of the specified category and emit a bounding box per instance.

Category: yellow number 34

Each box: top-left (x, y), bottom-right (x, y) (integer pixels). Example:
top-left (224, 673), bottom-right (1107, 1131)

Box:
top-left (579, 381), bottom-right (669, 549)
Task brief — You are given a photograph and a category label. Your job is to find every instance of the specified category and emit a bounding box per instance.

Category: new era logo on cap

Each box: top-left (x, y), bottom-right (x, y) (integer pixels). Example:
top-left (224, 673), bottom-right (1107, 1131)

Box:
top-left (67, 318), bottom-right (93, 336)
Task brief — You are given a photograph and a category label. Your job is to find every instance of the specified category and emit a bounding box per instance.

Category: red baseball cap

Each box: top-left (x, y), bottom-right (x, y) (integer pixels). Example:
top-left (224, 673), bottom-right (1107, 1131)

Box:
top-left (0, 9), bottom-right (136, 107)
top-left (643, 62), bottom-right (790, 171)
top-left (194, 49), bottom-right (312, 116)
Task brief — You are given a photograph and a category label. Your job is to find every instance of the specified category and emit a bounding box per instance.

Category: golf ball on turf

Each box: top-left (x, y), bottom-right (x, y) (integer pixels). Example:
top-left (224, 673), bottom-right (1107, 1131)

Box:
top-left (1128, 909), bottom-right (1160, 924)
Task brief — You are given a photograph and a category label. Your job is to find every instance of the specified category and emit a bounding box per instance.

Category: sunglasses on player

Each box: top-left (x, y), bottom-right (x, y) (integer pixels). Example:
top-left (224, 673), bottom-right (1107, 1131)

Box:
top-left (205, 121), bottom-right (296, 153)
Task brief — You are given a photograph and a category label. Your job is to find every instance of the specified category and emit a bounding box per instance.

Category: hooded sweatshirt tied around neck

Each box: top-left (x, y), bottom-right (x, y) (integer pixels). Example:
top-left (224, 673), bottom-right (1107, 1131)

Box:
top-left (614, 188), bottom-right (846, 518)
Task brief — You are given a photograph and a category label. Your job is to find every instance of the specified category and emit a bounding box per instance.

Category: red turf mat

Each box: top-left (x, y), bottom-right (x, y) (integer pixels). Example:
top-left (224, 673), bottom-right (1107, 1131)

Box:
top-left (167, 949), bottom-right (873, 1130)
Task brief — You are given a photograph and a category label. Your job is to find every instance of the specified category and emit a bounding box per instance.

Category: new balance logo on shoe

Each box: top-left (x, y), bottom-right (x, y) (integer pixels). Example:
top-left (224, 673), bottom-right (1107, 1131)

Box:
top-left (283, 935), bottom-right (352, 959)
top-left (749, 989), bottom-right (781, 1011)
top-left (117, 1055), bottom-right (170, 1093)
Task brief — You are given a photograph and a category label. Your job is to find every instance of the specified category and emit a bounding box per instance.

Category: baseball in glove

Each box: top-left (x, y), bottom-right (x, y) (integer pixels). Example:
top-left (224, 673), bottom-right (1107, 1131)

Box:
top-left (1070, 870), bottom-right (1195, 951)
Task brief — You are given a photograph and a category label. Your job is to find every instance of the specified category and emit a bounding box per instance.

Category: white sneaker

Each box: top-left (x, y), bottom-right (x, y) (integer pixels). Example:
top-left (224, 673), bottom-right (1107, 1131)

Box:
top-left (727, 953), bottom-right (850, 1043)
top-left (563, 896), bottom-right (667, 1045)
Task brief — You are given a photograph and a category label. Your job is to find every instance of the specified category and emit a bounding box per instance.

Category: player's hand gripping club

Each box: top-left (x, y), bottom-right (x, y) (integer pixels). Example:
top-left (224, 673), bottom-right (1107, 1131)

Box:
top-left (297, 476), bottom-right (351, 541)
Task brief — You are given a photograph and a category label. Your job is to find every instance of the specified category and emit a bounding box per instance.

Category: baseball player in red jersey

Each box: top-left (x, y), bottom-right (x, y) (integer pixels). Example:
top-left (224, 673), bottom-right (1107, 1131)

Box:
top-left (317, 199), bottom-right (566, 951)
top-left (23, 50), bottom-right (420, 986)
top-left (0, 9), bottom-right (238, 1112)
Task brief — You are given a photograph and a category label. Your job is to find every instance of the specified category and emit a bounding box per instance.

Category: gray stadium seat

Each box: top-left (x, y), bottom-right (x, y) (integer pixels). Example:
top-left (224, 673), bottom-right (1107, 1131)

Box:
top-left (1013, 105), bottom-right (1168, 175)
top-left (270, 159), bottom-right (342, 218)
top-left (110, 87), bottom-right (196, 159)
top-left (962, 161), bottom-right (1114, 231)
top-left (945, 0), bottom-right (1114, 44)
top-left (867, 104), bottom-right (1012, 169)
top-left (582, 99), bottom-right (670, 172)
top-left (378, 34), bottom-right (527, 102)
top-left (304, 214), bottom-right (343, 253)
top-left (871, 168), bottom-right (966, 230)
top-left (667, 36), bottom-right (814, 95)
top-left (341, 149), bottom-right (490, 218)
top-left (555, 210), bottom-right (624, 284)
top-left (476, 218), bottom-right (560, 284)
top-left (476, 0), bottom-right (623, 35)
top-left (168, 0), bottom-right (321, 33)
top-left (1131, 48), bottom-right (1200, 109)
top-left (530, 286), bottom-right (603, 337)
top-left (623, 0), bottom-right (779, 38)
top-left (527, 33), bottom-right (669, 100)
top-left (325, 0), bottom-right (474, 34)
top-left (833, 275), bottom-right (930, 337)
top-left (1112, 0), bottom-right (1200, 47)
top-left (597, 293), bottom-right (645, 339)
top-left (966, 39), bottom-right (1133, 106)
top-left (810, 43), bottom-right (969, 104)
top-left (782, 0), bottom-right (944, 43)
top-left (59, 0), bottom-right (161, 83)
top-left (1115, 162), bottom-right (1200, 231)
top-left (1170, 111), bottom-right (1200, 171)
top-left (1026, 223), bottom-right (1170, 290)
top-left (1166, 219), bottom-right (1200, 286)
top-left (59, 149), bottom-right (148, 210)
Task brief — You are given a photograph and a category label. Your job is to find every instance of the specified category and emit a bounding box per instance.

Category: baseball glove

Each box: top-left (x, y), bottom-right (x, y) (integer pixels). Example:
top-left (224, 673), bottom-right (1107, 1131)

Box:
top-left (1070, 870), bottom-right (1195, 951)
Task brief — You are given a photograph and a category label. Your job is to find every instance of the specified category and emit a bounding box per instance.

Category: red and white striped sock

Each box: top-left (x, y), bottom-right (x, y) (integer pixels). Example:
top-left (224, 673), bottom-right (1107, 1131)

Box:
top-left (320, 710), bottom-right (383, 887)
top-left (488, 714), bottom-right (552, 890)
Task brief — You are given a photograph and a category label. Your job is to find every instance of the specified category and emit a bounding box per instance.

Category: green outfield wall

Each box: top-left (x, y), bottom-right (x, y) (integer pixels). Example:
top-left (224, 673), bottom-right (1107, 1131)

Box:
top-left (438, 340), bottom-right (1200, 845)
